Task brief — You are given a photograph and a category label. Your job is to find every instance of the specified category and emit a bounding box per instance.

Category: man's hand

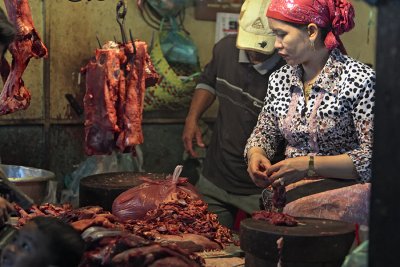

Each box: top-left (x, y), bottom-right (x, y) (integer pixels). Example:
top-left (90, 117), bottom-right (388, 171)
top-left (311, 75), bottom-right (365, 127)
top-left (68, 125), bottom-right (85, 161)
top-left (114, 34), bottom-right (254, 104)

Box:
top-left (0, 197), bottom-right (13, 225)
top-left (247, 152), bottom-right (272, 187)
top-left (182, 119), bottom-right (205, 158)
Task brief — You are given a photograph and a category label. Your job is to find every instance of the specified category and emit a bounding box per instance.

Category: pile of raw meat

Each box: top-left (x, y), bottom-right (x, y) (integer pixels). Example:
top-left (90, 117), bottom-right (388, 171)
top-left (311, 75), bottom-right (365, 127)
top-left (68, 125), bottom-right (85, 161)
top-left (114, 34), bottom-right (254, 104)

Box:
top-left (0, 0), bottom-right (48, 115)
top-left (124, 190), bottom-right (234, 248)
top-left (15, 204), bottom-right (204, 266)
top-left (80, 228), bottom-right (204, 267)
top-left (14, 192), bottom-right (234, 249)
top-left (13, 190), bottom-right (235, 265)
top-left (82, 40), bottom-right (159, 155)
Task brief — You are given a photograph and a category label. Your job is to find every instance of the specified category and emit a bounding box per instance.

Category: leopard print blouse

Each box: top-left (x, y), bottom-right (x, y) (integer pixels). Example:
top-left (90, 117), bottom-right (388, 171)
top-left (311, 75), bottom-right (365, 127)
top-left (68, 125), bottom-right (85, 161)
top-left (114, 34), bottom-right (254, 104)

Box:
top-left (245, 49), bottom-right (375, 182)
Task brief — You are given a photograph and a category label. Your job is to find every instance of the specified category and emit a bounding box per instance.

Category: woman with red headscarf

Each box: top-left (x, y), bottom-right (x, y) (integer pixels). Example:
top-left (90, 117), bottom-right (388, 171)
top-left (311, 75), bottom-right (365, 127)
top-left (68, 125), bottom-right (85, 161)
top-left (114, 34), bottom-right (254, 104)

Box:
top-left (245, 0), bottom-right (375, 225)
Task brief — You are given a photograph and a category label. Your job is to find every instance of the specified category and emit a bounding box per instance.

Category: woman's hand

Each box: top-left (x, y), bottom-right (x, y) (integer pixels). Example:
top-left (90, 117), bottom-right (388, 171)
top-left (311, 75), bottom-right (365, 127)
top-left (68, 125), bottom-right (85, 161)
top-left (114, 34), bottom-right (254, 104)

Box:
top-left (247, 151), bottom-right (272, 187)
top-left (0, 197), bottom-right (13, 225)
top-left (267, 156), bottom-right (309, 187)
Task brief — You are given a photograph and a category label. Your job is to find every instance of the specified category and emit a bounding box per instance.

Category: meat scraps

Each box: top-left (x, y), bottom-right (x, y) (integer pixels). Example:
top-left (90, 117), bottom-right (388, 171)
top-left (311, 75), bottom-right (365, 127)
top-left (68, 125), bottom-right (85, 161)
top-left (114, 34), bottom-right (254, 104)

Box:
top-left (273, 184), bottom-right (287, 210)
top-left (14, 192), bottom-right (235, 251)
top-left (252, 210), bottom-right (298, 227)
top-left (80, 230), bottom-right (204, 267)
top-left (0, 0), bottom-right (48, 115)
top-left (82, 40), bottom-right (159, 155)
top-left (125, 190), bottom-right (235, 247)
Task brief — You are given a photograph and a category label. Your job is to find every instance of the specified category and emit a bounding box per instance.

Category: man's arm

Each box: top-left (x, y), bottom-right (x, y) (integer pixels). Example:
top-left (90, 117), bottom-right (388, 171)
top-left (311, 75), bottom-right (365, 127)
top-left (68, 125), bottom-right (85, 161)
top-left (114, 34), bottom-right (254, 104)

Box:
top-left (182, 88), bottom-right (216, 157)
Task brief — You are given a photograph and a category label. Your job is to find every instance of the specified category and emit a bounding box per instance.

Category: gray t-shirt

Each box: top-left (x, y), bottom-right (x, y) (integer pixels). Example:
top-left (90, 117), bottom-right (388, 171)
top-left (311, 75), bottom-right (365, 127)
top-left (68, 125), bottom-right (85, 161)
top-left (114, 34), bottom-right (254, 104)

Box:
top-left (197, 35), bottom-right (285, 195)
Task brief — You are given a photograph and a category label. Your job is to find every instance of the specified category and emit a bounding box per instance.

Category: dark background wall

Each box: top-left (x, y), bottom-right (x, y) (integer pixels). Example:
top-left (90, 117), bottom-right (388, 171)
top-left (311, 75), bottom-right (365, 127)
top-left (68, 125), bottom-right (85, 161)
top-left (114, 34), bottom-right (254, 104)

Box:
top-left (0, 122), bottom-right (186, 181)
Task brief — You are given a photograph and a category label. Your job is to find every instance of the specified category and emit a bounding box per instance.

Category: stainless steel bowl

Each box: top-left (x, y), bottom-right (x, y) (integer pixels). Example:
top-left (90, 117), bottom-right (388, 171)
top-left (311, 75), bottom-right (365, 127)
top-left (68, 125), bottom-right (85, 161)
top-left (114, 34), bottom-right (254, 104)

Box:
top-left (2, 165), bottom-right (55, 204)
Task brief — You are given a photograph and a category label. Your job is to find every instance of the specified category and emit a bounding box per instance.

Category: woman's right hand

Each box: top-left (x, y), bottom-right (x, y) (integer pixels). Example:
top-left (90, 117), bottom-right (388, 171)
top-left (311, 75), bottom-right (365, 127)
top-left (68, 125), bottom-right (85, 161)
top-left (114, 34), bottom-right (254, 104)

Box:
top-left (247, 152), bottom-right (272, 188)
top-left (182, 119), bottom-right (205, 158)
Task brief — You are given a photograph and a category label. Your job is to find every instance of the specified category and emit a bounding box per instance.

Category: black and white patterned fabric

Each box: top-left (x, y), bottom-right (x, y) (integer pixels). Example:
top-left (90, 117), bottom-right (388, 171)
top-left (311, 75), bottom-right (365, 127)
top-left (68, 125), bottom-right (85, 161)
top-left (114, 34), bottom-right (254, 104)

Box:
top-left (245, 48), bottom-right (375, 182)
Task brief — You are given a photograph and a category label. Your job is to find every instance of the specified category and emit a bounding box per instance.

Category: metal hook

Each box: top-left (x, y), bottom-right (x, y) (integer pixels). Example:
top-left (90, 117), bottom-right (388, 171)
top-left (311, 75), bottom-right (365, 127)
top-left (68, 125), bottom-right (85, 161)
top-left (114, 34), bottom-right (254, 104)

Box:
top-left (116, 0), bottom-right (127, 44)
top-left (96, 35), bottom-right (102, 49)
top-left (129, 29), bottom-right (136, 55)
top-left (148, 31), bottom-right (155, 54)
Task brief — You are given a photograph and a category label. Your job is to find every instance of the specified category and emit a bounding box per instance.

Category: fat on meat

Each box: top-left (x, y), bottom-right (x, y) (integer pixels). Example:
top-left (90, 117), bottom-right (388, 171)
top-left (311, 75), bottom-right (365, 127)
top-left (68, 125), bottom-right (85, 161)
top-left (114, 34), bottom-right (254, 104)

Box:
top-left (0, 0), bottom-right (47, 115)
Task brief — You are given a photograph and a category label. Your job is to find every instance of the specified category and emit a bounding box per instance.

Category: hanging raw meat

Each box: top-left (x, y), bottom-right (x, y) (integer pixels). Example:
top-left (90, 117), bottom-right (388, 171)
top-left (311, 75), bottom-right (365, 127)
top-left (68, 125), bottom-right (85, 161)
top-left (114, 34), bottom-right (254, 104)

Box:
top-left (116, 41), bottom-right (158, 151)
top-left (82, 44), bottom-right (124, 155)
top-left (82, 40), bottom-right (158, 155)
top-left (0, 0), bottom-right (48, 115)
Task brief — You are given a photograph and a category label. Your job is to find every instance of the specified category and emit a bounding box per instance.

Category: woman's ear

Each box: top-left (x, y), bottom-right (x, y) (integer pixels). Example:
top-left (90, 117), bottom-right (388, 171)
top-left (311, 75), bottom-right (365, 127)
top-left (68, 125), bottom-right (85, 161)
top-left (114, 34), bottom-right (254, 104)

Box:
top-left (307, 23), bottom-right (319, 42)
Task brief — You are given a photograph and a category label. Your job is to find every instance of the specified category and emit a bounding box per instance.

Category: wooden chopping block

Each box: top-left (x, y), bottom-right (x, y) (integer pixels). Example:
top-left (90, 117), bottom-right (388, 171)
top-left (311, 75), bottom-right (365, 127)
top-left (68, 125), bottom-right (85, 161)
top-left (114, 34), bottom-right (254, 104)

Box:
top-left (79, 172), bottom-right (165, 211)
top-left (240, 217), bottom-right (355, 267)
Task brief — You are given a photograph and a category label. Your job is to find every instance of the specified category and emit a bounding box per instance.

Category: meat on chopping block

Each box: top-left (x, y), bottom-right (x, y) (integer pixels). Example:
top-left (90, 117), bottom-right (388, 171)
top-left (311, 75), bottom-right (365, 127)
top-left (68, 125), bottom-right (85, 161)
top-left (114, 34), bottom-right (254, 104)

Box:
top-left (0, 0), bottom-right (47, 115)
top-left (252, 210), bottom-right (298, 227)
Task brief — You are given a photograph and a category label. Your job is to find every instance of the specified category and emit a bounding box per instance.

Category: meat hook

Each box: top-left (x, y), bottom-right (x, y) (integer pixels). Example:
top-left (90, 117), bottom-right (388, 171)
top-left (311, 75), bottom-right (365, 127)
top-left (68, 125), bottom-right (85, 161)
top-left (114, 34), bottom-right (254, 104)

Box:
top-left (96, 35), bottom-right (102, 49)
top-left (148, 31), bottom-right (155, 53)
top-left (116, 0), bottom-right (128, 44)
top-left (129, 29), bottom-right (136, 55)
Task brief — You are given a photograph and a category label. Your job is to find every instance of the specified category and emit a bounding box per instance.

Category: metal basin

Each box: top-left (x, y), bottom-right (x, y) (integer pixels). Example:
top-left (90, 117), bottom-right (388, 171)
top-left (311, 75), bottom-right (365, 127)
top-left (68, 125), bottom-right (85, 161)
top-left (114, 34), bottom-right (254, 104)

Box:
top-left (2, 165), bottom-right (55, 204)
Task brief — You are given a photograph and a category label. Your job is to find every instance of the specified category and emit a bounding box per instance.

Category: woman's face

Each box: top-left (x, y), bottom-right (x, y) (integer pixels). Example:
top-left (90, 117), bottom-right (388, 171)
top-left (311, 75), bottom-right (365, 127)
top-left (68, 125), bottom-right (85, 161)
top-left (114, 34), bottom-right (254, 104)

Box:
top-left (0, 222), bottom-right (52, 267)
top-left (268, 18), bottom-right (312, 66)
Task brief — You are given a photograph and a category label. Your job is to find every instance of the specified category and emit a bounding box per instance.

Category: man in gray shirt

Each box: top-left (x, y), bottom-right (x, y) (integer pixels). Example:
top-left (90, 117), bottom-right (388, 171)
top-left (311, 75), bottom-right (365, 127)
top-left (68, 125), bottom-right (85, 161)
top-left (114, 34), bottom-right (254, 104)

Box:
top-left (182, 0), bottom-right (284, 228)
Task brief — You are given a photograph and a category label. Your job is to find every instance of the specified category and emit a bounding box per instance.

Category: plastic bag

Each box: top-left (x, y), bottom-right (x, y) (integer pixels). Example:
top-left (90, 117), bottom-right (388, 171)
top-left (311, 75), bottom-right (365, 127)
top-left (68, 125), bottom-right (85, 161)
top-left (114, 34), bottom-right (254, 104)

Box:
top-left (159, 17), bottom-right (199, 66)
top-left (146, 0), bottom-right (188, 17)
top-left (112, 165), bottom-right (200, 221)
top-left (341, 240), bottom-right (368, 267)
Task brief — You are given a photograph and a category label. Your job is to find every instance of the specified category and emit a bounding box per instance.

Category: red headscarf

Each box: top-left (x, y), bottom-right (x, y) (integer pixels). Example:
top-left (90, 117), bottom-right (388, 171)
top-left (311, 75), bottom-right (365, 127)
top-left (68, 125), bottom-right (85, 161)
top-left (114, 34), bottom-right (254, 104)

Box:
top-left (266, 0), bottom-right (355, 54)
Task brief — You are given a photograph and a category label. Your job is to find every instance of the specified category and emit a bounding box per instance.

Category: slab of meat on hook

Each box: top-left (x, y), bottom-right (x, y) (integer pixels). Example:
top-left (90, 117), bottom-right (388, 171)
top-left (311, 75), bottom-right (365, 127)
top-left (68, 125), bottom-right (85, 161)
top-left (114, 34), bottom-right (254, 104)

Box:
top-left (82, 48), bottom-right (124, 155)
top-left (0, 0), bottom-right (48, 115)
top-left (83, 40), bottom-right (159, 155)
top-left (116, 41), bottom-right (158, 151)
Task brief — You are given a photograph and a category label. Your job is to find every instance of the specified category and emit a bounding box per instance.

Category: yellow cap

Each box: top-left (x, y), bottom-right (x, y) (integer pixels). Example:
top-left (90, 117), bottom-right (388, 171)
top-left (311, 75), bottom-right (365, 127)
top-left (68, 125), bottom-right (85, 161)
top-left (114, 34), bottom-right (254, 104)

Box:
top-left (236, 0), bottom-right (276, 54)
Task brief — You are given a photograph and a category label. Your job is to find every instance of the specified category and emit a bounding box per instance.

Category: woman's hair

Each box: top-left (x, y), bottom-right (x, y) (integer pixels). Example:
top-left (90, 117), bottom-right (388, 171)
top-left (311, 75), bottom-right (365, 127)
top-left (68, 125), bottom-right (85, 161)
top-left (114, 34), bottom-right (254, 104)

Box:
top-left (31, 216), bottom-right (85, 267)
top-left (285, 21), bottom-right (329, 44)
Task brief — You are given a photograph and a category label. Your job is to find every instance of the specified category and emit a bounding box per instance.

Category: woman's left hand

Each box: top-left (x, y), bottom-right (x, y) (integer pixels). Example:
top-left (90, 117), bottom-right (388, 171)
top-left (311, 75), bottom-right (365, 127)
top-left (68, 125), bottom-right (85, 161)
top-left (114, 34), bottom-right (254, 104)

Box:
top-left (267, 156), bottom-right (309, 187)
